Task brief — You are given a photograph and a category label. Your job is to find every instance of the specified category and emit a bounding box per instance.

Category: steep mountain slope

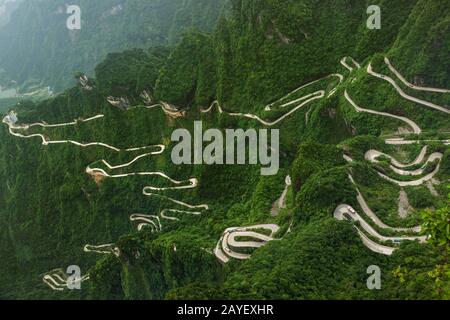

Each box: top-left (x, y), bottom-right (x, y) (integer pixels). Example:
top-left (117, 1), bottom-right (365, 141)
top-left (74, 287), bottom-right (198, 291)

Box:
top-left (387, 0), bottom-right (450, 87)
top-left (0, 0), bottom-right (449, 299)
top-left (0, 0), bottom-right (228, 91)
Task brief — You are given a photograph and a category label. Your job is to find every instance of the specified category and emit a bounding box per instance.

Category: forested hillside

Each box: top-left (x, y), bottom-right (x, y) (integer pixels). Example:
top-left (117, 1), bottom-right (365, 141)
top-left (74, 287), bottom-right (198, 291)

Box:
top-left (0, 0), bottom-right (228, 91)
top-left (0, 0), bottom-right (449, 299)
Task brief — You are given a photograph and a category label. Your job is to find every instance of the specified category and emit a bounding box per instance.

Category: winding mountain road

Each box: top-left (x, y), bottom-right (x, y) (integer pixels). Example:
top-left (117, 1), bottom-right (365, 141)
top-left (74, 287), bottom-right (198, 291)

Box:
top-left (347, 174), bottom-right (422, 233)
top-left (367, 63), bottom-right (450, 115)
top-left (384, 57), bottom-right (450, 94)
top-left (88, 148), bottom-right (165, 171)
top-left (142, 192), bottom-right (209, 211)
top-left (202, 91), bottom-right (325, 126)
top-left (6, 55), bottom-right (446, 284)
top-left (3, 112), bottom-right (160, 152)
top-left (130, 214), bottom-right (162, 232)
top-left (130, 208), bottom-right (204, 232)
top-left (9, 114), bottom-right (104, 130)
top-left (3, 110), bottom-right (209, 270)
top-left (376, 159), bottom-right (442, 187)
top-left (384, 138), bottom-right (450, 146)
top-left (340, 56), bottom-right (361, 72)
top-left (83, 243), bottom-right (119, 256)
top-left (340, 59), bottom-right (449, 253)
top-left (108, 92), bottom-right (187, 118)
top-left (130, 192), bottom-right (208, 232)
top-left (201, 73), bottom-right (344, 126)
top-left (333, 204), bottom-right (426, 255)
top-left (366, 150), bottom-right (443, 177)
top-left (264, 74), bottom-right (343, 111)
top-left (214, 224), bottom-right (280, 263)
top-left (345, 90), bottom-right (444, 185)
top-left (43, 268), bottom-right (90, 291)
top-left (4, 111), bottom-right (207, 231)
top-left (150, 102), bottom-right (187, 119)
top-left (365, 146), bottom-right (428, 168)
top-left (355, 227), bottom-right (396, 255)
top-left (345, 90), bottom-right (422, 134)
top-left (86, 164), bottom-right (198, 191)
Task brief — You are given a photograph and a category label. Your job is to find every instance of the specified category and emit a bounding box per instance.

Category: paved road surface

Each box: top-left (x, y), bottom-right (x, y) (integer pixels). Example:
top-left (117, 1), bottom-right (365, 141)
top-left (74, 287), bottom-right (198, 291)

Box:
top-left (367, 63), bottom-right (450, 115)
top-left (365, 149), bottom-right (443, 176)
top-left (340, 56), bottom-right (361, 72)
top-left (214, 224), bottom-right (280, 263)
top-left (365, 147), bottom-right (428, 168)
top-left (348, 174), bottom-right (422, 233)
top-left (333, 204), bottom-right (426, 255)
top-left (345, 90), bottom-right (422, 134)
top-left (384, 57), bottom-right (450, 94)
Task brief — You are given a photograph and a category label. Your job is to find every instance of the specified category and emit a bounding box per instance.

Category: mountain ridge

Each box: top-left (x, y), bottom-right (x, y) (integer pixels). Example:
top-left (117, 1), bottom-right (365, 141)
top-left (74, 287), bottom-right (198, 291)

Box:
top-left (0, 0), bottom-right (449, 299)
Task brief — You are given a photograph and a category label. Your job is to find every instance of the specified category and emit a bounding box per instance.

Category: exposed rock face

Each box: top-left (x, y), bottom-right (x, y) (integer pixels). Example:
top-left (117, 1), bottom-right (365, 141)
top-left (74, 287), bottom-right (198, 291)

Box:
top-left (398, 189), bottom-right (413, 219)
top-left (107, 96), bottom-right (130, 111)
top-left (271, 176), bottom-right (291, 216)
top-left (426, 179), bottom-right (440, 197)
top-left (79, 75), bottom-right (93, 91)
top-left (2, 110), bottom-right (18, 125)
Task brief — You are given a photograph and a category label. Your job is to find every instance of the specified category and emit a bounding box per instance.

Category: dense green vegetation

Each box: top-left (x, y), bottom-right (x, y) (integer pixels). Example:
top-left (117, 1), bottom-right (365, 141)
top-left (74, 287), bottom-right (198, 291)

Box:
top-left (0, 0), bottom-right (449, 300)
top-left (0, 0), bottom-right (228, 92)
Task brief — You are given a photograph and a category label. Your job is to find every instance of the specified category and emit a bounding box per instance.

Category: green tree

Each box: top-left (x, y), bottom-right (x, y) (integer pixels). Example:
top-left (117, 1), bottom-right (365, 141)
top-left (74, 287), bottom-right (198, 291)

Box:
top-left (421, 190), bottom-right (450, 298)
